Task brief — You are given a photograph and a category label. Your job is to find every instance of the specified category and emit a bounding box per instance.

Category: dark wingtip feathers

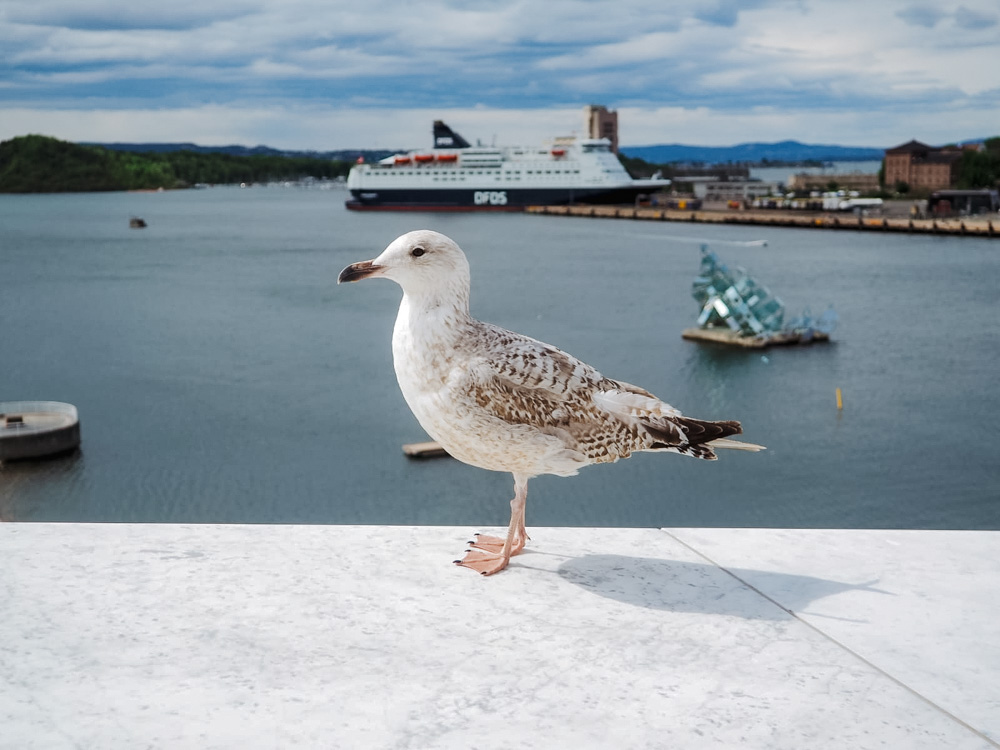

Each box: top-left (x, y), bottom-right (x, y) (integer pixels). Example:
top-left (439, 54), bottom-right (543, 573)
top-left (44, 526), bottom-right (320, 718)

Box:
top-left (646, 417), bottom-right (742, 460)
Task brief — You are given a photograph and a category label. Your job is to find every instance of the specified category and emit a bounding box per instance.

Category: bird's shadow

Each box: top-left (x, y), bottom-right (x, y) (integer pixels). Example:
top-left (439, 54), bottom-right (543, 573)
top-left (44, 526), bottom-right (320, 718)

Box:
top-left (554, 554), bottom-right (890, 621)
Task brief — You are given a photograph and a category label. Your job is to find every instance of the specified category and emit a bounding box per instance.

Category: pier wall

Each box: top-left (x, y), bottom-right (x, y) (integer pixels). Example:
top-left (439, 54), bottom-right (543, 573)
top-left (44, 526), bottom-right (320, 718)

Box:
top-left (526, 204), bottom-right (1000, 237)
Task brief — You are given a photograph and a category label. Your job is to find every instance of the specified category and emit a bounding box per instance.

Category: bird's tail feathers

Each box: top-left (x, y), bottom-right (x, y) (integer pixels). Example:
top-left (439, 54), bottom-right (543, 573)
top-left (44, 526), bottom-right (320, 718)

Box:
top-left (644, 417), bottom-right (764, 459)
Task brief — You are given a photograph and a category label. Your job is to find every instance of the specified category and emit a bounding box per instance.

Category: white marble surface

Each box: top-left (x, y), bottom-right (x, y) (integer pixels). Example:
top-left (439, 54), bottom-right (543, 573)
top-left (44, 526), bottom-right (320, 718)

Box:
top-left (667, 528), bottom-right (1000, 745)
top-left (1, 524), bottom-right (998, 750)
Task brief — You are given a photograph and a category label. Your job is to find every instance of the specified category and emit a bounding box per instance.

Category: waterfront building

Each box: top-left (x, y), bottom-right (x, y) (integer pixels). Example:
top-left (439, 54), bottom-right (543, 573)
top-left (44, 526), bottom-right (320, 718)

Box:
top-left (788, 172), bottom-right (880, 193)
top-left (585, 105), bottom-right (619, 154)
top-left (884, 140), bottom-right (961, 191)
top-left (691, 179), bottom-right (779, 202)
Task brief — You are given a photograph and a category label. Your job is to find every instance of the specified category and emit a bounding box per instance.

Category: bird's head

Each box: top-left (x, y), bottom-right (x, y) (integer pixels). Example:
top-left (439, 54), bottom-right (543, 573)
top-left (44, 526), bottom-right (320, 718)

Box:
top-left (338, 230), bottom-right (471, 305)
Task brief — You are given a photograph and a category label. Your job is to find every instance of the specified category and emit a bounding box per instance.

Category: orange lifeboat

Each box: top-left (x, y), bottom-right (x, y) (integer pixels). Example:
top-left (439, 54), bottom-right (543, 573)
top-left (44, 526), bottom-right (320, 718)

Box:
top-left (436, 153), bottom-right (458, 162)
top-left (414, 154), bottom-right (434, 163)
top-left (551, 148), bottom-right (566, 157)
top-left (394, 156), bottom-right (411, 165)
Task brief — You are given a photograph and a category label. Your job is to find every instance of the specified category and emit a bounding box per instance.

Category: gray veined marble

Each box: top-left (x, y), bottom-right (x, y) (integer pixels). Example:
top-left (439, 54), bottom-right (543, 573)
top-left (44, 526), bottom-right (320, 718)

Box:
top-left (1, 524), bottom-right (998, 749)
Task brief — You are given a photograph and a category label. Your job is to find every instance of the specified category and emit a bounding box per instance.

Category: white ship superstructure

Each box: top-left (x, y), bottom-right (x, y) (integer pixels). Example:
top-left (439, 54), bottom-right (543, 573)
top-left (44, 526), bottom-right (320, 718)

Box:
top-left (345, 121), bottom-right (667, 211)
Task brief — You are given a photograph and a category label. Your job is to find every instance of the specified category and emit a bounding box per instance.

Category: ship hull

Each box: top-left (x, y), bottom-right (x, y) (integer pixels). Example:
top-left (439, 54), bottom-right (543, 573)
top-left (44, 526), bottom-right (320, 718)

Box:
top-left (345, 185), bottom-right (655, 211)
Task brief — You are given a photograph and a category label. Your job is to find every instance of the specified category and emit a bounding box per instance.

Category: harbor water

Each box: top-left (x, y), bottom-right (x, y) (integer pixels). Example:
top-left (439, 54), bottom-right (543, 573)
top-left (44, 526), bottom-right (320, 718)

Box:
top-left (1, 186), bottom-right (998, 528)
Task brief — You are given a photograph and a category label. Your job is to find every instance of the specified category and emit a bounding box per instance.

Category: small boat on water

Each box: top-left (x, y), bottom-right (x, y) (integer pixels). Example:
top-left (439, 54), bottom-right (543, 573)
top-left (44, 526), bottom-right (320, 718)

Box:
top-left (346, 120), bottom-right (669, 212)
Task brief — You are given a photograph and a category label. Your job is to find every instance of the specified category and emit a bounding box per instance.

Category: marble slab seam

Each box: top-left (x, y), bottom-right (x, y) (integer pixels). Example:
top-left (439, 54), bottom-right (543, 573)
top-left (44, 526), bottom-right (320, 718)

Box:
top-left (657, 527), bottom-right (1000, 749)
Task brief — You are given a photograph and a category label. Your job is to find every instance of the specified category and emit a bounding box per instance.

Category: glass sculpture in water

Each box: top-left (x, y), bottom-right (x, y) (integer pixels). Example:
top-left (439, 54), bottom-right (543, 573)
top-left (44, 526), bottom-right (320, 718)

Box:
top-left (692, 245), bottom-right (836, 341)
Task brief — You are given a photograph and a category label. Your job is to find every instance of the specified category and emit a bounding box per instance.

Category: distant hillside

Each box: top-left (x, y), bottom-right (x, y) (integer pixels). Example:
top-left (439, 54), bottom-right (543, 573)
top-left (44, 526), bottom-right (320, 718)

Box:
top-left (78, 138), bottom-right (992, 167)
top-left (83, 141), bottom-right (395, 163)
top-left (90, 139), bottom-right (877, 165)
top-left (0, 135), bottom-right (354, 193)
top-left (621, 140), bottom-right (884, 164)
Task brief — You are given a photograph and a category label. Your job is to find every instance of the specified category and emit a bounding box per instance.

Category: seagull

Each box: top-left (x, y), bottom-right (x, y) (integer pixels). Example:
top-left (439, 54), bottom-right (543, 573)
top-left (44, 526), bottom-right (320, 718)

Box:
top-left (339, 230), bottom-right (764, 576)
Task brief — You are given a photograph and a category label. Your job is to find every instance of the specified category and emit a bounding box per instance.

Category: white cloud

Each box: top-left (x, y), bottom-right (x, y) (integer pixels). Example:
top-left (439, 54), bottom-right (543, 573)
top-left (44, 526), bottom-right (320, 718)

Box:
top-left (1, 0), bottom-right (998, 148)
top-left (617, 104), bottom-right (1000, 147)
top-left (0, 105), bottom-right (580, 150)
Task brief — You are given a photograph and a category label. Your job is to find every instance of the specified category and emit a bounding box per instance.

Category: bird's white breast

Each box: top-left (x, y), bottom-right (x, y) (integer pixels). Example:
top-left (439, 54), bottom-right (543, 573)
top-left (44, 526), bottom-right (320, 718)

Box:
top-left (390, 297), bottom-right (578, 477)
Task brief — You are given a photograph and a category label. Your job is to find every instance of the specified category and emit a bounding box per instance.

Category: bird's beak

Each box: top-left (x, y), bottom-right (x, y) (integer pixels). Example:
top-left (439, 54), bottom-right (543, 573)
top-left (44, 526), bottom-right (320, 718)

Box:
top-left (338, 259), bottom-right (385, 284)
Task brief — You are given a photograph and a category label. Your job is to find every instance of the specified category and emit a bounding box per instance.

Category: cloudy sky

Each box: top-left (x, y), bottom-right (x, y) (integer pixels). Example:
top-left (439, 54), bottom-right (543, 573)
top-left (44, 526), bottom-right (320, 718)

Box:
top-left (2, 0), bottom-right (997, 150)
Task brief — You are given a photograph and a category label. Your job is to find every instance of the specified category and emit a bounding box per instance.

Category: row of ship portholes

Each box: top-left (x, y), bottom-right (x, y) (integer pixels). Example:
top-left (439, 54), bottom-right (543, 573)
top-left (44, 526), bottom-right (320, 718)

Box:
top-left (367, 169), bottom-right (583, 178)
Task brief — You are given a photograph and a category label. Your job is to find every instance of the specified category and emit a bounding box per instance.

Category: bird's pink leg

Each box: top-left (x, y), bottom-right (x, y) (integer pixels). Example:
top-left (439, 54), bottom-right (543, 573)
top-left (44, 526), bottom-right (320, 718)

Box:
top-left (456, 476), bottom-right (529, 576)
top-left (467, 503), bottom-right (529, 556)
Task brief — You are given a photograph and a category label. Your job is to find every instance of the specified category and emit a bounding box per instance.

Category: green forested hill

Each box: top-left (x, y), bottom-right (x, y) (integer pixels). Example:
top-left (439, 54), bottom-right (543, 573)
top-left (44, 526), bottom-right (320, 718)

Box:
top-left (0, 135), bottom-right (352, 193)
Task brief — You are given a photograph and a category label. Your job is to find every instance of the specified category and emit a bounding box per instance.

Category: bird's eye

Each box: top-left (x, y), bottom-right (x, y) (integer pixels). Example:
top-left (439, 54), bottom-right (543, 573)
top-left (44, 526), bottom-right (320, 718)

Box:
top-left (411, 247), bottom-right (425, 258)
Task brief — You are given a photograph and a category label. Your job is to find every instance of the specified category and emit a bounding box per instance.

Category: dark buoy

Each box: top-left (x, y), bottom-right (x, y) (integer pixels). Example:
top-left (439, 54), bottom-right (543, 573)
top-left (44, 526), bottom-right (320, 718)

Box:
top-left (129, 217), bottom-right (147, 228)
top-left (0, 401), bottom-right (80, 461)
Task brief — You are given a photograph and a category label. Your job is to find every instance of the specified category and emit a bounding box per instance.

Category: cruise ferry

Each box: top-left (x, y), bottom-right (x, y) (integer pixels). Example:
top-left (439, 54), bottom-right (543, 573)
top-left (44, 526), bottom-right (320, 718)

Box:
top-left (345, 121), bottom-right (669, 211)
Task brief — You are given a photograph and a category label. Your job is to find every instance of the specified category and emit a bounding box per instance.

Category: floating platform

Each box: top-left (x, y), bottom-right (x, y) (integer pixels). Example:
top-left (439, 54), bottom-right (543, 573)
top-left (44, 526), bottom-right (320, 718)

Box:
top-left (402, 440), bottom-right (450, 459)
top-left (0, 401), bottom-right (80, 461)
top-left (526, 204), bottom-right (1000, 237)
top-left (682, 327), bottom-right (831, 348)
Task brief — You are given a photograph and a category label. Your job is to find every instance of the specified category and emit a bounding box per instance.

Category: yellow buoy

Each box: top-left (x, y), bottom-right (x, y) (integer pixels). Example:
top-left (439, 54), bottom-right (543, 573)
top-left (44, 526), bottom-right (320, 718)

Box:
top-left (836, 388), bottom-right (843, 410)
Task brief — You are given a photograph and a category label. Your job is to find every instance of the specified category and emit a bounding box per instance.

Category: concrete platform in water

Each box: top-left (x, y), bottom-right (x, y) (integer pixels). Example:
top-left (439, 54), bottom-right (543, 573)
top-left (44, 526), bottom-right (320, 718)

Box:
top-left (682, 326), bottom-right (831, 349)
top-left (0, 401), bottom-right (80, 461)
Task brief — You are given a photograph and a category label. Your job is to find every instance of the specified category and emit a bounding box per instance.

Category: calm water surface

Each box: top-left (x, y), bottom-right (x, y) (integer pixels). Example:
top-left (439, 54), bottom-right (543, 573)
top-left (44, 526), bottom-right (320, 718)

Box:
top-left (1, 187), bottom-right (998, 528)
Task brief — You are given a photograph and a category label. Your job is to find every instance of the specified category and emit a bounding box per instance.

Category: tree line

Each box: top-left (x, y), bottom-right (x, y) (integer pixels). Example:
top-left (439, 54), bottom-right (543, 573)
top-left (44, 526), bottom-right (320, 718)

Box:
top-left (0, 135), bottom-right (354, 193)
top-left (4, 133), bottom-right (998, 195)
top-left (957, 138), bottom-right (1000, 190)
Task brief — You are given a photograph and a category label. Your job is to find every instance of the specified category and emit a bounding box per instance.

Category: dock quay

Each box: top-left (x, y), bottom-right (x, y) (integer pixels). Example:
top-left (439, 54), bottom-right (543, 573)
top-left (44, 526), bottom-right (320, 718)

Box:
top-left (3, 523), bottom-right (998, 748)
top-left (526, 204), bottom-right (1000, 237)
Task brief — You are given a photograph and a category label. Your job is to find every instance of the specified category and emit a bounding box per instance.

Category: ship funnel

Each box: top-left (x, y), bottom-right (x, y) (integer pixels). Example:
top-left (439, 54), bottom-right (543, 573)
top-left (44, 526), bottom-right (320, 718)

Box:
top-left (433, 120), bottom-right (471, 149)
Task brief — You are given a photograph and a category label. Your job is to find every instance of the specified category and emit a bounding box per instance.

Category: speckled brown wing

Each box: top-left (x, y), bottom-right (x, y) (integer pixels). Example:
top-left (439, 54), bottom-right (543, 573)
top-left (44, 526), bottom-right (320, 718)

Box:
top-left (462, 322), bottom-right (741, 464)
